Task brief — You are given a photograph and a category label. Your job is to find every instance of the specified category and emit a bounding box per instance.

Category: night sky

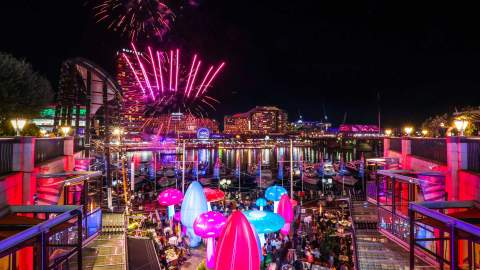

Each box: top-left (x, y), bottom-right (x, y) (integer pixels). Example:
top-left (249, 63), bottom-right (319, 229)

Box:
top-left (1, 1), bottom-right (480, 127)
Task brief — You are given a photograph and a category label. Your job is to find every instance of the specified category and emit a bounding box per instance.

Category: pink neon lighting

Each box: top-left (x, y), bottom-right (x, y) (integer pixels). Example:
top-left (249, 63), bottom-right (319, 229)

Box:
top-left (131, 43), bottom-right (155, 100)
top-left (124, 44), bottom-right (225, 106)
top-left (148, 46), bottom-right (160, 94)
top-left (188, 60), bottom-right (201, 97)
top-left (200, 62), bottom-right (225, 96)
top-left (196, 66), bottom-right (213, 98)
top-left (175, 49), bottom-right (179, 92)
top-left (156, 51), bottom-right (165, 93)
top-left (169, 50), bottom-right (173, 91)
top-left (185, 54), bottom-right (197, 96)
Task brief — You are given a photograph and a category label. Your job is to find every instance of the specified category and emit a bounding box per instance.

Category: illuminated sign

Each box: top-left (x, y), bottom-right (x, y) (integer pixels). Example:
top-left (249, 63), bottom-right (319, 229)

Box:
top-left (197, 128), bottom-right (210, 140)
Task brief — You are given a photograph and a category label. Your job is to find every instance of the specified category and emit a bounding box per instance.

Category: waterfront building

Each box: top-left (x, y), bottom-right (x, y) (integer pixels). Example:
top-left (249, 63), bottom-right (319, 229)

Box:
top-left (117, 49), bottom-right (147, 135)
top-left (224, 106), bottom-right (288, 135)
top-left (32, 105), bottom-right (86, 133)
top-left (143, 112), bottom-right (220, 136)
top-left (290, 115), bottom-right (332, 137)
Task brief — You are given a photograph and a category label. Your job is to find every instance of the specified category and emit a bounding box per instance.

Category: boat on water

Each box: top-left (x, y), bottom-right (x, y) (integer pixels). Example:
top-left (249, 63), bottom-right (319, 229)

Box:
top-left (157, 176), bottom-right (177, 188)
top-left (333, 174), bottom-right (358, 186)
top-left (321, 162), bottom-right (336, 177)
top-left (253, 164), bottom-right (274, 188)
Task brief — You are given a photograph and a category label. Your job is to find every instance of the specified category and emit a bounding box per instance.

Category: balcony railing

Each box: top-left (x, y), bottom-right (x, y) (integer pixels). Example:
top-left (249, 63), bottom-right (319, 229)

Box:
top-left (411, 138), bottom-right (447, 164)
top-left (390, 137), bottom-right (402, 152)
top-left (34, 138), bottom-right (64, 164)
top-left (466, 138), bottom-right (480, 173)
top-left (0, 138), bottom-right (14, 175)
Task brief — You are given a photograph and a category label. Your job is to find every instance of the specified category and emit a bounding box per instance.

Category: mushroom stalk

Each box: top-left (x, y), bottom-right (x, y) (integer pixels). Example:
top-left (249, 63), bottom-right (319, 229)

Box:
top-left (168, 205), bottom-right (175, 219)
top-left (274, 201), bottom-right (279, 213)
top-left (259, 233), bottom-right (266, 247)
top-left (206, 237), bottom-right (216, 268)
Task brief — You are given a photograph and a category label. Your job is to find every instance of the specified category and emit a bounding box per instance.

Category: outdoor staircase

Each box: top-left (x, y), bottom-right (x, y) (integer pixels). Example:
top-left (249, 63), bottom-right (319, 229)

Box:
top-left (351, 201), bottom-right (436, 270)
top-left (36, 177), bottom-right (64, 205)
top-left (69, 212), bottom-right (127, 270)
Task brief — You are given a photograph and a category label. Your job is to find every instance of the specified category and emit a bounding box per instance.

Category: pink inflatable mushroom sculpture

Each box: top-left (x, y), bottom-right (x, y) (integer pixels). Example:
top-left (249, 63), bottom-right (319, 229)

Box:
top-left (215, 211), bottom-right (260, 270)
top-left (277, 194), bottom-right (294, 235)
top-left (193, 211), bottom-right (227, 269)
top-left (158, 188), bottom-right (183, 220)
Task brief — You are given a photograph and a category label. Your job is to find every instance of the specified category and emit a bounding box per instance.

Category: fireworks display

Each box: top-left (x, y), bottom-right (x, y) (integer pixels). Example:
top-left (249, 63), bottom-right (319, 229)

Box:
top-left (93, 0), bottom-right (175, 41)
top-left (122, 43), bottom-right (225, 116)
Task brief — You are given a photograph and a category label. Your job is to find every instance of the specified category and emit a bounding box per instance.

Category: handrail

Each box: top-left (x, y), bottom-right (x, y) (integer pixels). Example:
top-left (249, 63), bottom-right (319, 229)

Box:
top-left (124, 211), bottom-right (129, 270)
top-left (0, 205), bottom-right (82, 254)
top-left (346, 197), bottom-right (360, 270)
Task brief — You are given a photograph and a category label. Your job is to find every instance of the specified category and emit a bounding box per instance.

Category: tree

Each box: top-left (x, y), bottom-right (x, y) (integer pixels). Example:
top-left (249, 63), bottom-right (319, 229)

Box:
top-left (0, 52), bottom-right (53, 135)
top-left (0, 52), bottom-right (53, 119)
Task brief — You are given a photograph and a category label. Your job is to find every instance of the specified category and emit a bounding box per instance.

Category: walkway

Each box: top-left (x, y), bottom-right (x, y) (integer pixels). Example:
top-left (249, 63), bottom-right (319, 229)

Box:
top-left (352, 201), bottom-right (436, 270)
top-left (180, 246), bottom-right (205, 270)
top-left (70, 213), bottom-right (127, 270)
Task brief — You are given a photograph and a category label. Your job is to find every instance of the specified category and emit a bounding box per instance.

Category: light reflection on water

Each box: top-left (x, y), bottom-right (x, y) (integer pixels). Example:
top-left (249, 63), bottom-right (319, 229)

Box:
top-left (125, 146), bottom-right (372, 178)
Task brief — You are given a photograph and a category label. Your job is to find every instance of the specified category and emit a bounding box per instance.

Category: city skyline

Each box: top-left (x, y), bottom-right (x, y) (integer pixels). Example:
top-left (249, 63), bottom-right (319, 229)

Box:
top-left (1, 1), bottom-right (480, 127)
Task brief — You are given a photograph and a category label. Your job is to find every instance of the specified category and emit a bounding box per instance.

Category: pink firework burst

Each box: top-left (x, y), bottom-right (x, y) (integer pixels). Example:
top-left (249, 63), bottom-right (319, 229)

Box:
top-left (122, 43), bottom-right (226, 116)
top-left (92, 0), bottom-right (175, 41)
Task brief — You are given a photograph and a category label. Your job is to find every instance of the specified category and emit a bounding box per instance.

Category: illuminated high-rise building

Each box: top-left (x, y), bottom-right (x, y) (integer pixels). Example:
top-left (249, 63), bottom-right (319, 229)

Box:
top-left (116, 49), bottom-right (147, 135)
top-left (224, 106), bottom-right (288, 135)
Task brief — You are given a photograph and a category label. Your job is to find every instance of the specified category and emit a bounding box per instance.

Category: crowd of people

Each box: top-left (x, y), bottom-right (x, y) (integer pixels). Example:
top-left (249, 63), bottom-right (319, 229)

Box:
top-left (127, 179), bottom-right (354, 270)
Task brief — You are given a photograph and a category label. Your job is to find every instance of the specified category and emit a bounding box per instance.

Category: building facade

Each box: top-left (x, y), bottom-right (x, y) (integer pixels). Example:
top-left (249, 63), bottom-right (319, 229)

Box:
top-left (224, 106), bottom-right (288, 135)
top-left (143, 112), bottom-right (219, 136)
top-left (116, 49), bottom-right (147, 135)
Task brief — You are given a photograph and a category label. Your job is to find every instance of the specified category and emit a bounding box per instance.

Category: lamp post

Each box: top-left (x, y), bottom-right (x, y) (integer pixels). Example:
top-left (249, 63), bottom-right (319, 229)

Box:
top-left (385, 129), bottom-right (392, 136)
top-left (454, 119), bottom-right (469, 136)
top-left (61, 126), bottom-right (71, 137)
top-left (404, 126), bottom-right (413, 137)
top-left (421, 129), bottom-right (428, 137)
top-left (10, 118), bottom-right (26, 136)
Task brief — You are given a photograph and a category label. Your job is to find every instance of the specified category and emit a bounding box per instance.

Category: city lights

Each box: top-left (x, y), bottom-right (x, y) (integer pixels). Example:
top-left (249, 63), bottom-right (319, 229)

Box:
top-left (10, 118), bottom-right (26, 136)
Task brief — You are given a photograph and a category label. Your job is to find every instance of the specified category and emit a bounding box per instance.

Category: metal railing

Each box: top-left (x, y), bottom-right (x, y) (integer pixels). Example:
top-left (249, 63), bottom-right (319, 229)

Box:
top-left (346, 197), bottom-right (360, 270)
top-left (389, 137), bottom-right (402, 152)
top-left (411, 138), bottom-right (447, 164)
top-left (466, 138), bottom-right (480, 172)
top-left (0, 138), bottom-right (14, 175)
top-left (34, 138), bottom-right (64, 164)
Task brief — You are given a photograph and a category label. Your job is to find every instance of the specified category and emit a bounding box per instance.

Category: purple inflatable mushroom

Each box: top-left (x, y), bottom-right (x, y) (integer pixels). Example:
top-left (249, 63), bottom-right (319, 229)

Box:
top-left (193, 211), bottom-right (226, 269)
top-left (158, 188), bottom-right (183, 219)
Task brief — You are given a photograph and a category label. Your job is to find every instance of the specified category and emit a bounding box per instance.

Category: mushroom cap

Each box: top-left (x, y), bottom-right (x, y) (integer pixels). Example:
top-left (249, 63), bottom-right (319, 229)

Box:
top-left (255, 198), bottom-right (267, 207)
top-left (158, 188), bottom-right (183, 206)
top-left (193, 211), bottom-right (227, 238)
top-left (203, 187), bottom-right (225, 202)
top-left (215, 212), bottom-right (260, 270)
top-left (265, 185), bottom-right (288, 202)
top-left (277, 194), bottom-right (294, 223)
top-left (243, 210), bottom-right (285, 234)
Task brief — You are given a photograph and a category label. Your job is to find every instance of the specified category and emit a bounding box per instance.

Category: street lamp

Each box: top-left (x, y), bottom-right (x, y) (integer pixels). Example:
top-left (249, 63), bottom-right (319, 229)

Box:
top-left (404, 126), bottom-right (413, 137)
top-left (421, 129), bottom-right (428, 137)
top-left (10, 118), bottom-right (26, 136)
top-left (385, 129), bottom-right (392, 136)
top-left (219, 179), bottom-right (231, 189)
top-left (454, 119), bottom-right (469, 136)
top-left (61, 126), bottom-right (71, 137)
